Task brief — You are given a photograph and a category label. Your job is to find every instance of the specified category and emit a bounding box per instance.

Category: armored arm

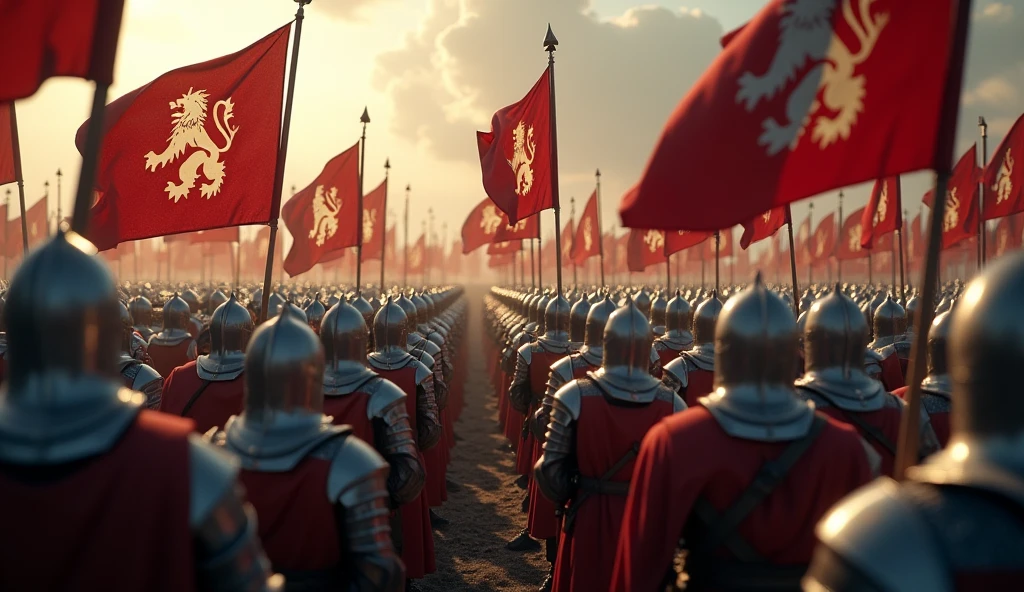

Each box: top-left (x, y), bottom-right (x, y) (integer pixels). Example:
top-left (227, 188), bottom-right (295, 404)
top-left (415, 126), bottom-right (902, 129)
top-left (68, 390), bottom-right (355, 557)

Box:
top-left (134, 365), bottom-right (164, 410)
top-left (508, 347), bottom-right (533, 414)
top-left (188, 436), bottom-right (281, 591)
top-left (370, 388), bottom-right (426, 507)
top-left (415, 373), bottom-right (442, 451)
top-left (534, 383), bottom-right (581, 506)
top-left (431, 358), bottom-right (449, 411)
top-left (330, 436), bottom-right (405, 592)
top-left (532, 358), bottom-right (572, 442)
top-left (660, 358), bottom-right (688, 398)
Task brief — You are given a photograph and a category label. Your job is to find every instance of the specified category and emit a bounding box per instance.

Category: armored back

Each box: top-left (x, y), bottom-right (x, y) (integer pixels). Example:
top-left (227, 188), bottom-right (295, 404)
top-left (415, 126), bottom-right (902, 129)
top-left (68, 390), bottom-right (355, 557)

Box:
top-left (692, 291), bottom-right (724, 346)
top-left (872, 295), bottom-right (907, 345)
top-left (585, 297), bottom-right (616, 349)
top-left (544, 294), bottom-right (570, 341)
top-left (665, 290), bottom-right (693, 335)
top-left (304, 295), bottom-right (327, 335)
top-left (244, 304), bottom-right (325, 423)
top-left (320, 301), bottom-right (369, 374)
top-left (569, 293), bottom-right (591, 343)
top-left (804, 286), bottom-right (869, 376)
top-left (199, 293), bottom-right (253, 380)
top-left (373, 297), bottom-right (409, 357)
top-left (599, 300), bottom-right (659, 396)
top-left (162, 294), bottom-right (191, 331)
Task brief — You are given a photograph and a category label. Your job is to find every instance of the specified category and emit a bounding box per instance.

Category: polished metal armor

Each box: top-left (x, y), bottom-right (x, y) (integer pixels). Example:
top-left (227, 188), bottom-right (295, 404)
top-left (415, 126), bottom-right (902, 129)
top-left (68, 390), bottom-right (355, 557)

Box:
top-left (351, 295), bottom-right (376, 334)
top-left (267, 292), bottom-right (286, 318)
top-left (656, 290), bottom-right (694, 353)
top-left (921, 309), bottom-right (952, 398)
top-left (587, 300), bottom-right (661, 403)
top-left (128, 295), bottom-right (155, 340)
top-left (543, 294), bottom-right (571, 343)
top-left (152, 293), bottom-right (193, 347)
top-left (633, 289), bottom-right (652, 318)
top-left (321, 301), bottom-right (378, 394)
top-left (118, 301), bottom-right (162, 410)
top-left (669, 290), bottom-right (722, 382)
top-left (805, 253), bottom-right (1024, 592)
top-left (207, 289), bottom-right (229, 315)
top-left (568, 293), bottom-right (591, 345)
top-left (304, 294), bottom-right (327, 335)
top-left (0, 232), bottom-right (279, 591)
top-left (182, 288), bottom-right (201, 313)
top-left (650, 290), bottom-right (668, 334)
top-left (869, 294), bottom-right (907, 350)
top-left (197, 293), bottom-right (253, 382)
top-left (701, 275), bottom-right (815, 442)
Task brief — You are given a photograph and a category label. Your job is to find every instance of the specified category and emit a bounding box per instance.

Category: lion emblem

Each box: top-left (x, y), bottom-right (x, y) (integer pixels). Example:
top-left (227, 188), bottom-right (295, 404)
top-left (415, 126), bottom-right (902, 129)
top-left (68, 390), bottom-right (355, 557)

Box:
top-left (144, 88), bottom-right (239, 202)
top-left (363, 208), bottom-right (377, 243)
top-left (943, 188), bottom-right (960, 233)
top-left (644, 230), bottom-right (665, 253)
top-left (848, 223), bottom-right (863, 252)
top-left (507, 121), bottom-right (537, 196)
top-left (309, 185), bottom-right (341, 247)
top-left (583, 218), bottom-right (593, 251)
top-left (993, 148), bottom-right (1014, 205)
top-left (816, 233), bottom-right (828, 257)
top-left (480, 205), bottom-right (503, 235)
top-left (736, 0), bottom-right (889, 155)
top-left (875, 183), bottom-right (888, 225)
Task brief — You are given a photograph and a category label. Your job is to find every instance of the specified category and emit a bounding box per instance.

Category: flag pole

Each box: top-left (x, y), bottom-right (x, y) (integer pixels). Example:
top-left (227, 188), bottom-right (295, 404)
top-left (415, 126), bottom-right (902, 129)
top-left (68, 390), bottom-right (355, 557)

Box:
top-left (355, 107), bottom-right (370, 295)
top-left (786, 206), bottom-right (800, 318)
top-left (807, 202), bottom-right (814, 286)
top-left (260, 1), bottom-right (308, 322)
top-left (714, 230), bottom-right (720, 294)
top-left (978, 117), bottom-right (988, 268)
top-left (403, 184), bottom-right (410, 288)
top-left (545, 25), bottom-right (563, 296)
top-left (899, 208), bottom-right (908, 302)
top-left (8, 105), bottom-right (29, 253)
top-left (570, 196), bottom-right (577, 287)
top-left (3, 191), bottom-right (8, 279)
top-left (441, 222), bottom-right (448, 285)
top-left (380, 158), bottom-right (390, 291)
top-left (890, 227), bottom-right (898, 297)
top-left (519, 242), bottom-right (525, 287)
top-left (234, 240), bottom-right (241, 290)
top-left (595, 169), bottom-right (606, 287)
top-left (530, 237), bottom-right (536, 289)
top-left (56, 169), bottom-right (63, 231)
top-left (664, 239), bottom-right (671, 291)
top-left (837, 191), bottom-right (844, 285)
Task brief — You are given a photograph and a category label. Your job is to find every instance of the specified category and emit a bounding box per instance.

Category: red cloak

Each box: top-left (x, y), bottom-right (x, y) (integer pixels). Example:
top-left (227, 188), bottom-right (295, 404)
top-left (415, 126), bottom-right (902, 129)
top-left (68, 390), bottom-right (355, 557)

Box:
top-left (685, 368), bottom-right (715, 407)
top-left (525, 350), bottom-right (567, 540)
top-left (0, 411), bottom-right (195, 592)
top-left (611, 407), bottom-right (872, 591)
top-left (160, 361), bottom-right (244, 434)
top-left (323, 394), bottom-right (373, 444)
top-left (815, 404), bottom-right (902, 477)
top-left (148, 339), bottom-right (195, 379)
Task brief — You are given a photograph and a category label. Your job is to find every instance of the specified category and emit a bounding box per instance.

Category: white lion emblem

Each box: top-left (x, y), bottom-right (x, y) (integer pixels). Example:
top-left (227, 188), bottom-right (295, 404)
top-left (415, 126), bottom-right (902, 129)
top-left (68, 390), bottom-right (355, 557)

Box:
top-left (144, 88), bottom-right (239, 202)
top-left (736, 0), bottom-right (889, 155)
top-left (309, 185), bottom-right (341, 247)
top-left (993, 148), bottom-right (1014, 205)
top-left (363, 209), bottom-right (377, 243)
top-left (480, 205), bottom-right (503, 235)
top-left (816, 233), bottom-right (828, 257)
top-left (943, 187), bottom-right (960, 233)
top-left (875, 183), bottom-right (888, 225)
top-left (583, 218), bottom-right (593, 251)
top-left (763, 211), bottom-right (773, 224)
top-left (848, 223), bottom-right (863, 252)
top-left (507, 121), bottom-right (537, 196)
top-left (644, 230), bottom-right (665, 253)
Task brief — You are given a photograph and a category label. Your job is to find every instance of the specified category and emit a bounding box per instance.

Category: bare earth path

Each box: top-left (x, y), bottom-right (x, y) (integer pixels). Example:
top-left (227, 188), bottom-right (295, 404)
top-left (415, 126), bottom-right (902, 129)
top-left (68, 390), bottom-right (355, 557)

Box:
top-left (419, 288), bottom-right (548, 591)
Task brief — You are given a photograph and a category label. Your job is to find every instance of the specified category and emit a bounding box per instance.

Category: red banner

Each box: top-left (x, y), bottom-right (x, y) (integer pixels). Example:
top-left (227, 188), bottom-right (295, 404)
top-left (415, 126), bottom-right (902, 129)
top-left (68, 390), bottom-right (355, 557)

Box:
top-left (836, 207), bottom-right (870, 261)
top-left (361, 178), bottom-right (387, 261)
top-left (811, 212), bottom-right (836, 264)
top-left (627, 229), bottom-right (666, 272)
top-left (407, 234), bottom-right (426, 274)
top-left (983, 112), bottom-right (1024, 221)
top-left (665, 229), bottom-right (711, 256)
top-left (191, 227), bottom-right (239, 243)
top-left (0, 104), bottom-right (17, 185)
top-left (740, 206), bottom-right (787, 250)
top-left (6, 197), bottom-right (49, 256)
top-left (571, 191), bottom-right (600, 264)
top-left (924, 146), bottom-right (979, 250)
top-left (861, 176), bottom-right (903, 249)
top-left (487, 240), bottom-right (522, 255)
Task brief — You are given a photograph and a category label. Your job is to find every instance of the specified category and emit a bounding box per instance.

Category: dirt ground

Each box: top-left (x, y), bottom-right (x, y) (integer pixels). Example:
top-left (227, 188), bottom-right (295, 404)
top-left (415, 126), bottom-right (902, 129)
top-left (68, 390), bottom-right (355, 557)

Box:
top-left (417, 289), bottom-right (549, 592)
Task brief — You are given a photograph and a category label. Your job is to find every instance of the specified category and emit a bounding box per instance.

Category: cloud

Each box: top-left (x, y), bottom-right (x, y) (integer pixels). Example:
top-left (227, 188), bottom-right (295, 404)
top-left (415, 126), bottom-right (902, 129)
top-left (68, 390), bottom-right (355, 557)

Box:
top-left (964, 76), bottom-right (1019, 106)
top-left (316, 0), bottom-right (391, 21)
top-left (979, 2), bottom-right (1014, 19)
top-left (373, 0), bottom-right (724, 184)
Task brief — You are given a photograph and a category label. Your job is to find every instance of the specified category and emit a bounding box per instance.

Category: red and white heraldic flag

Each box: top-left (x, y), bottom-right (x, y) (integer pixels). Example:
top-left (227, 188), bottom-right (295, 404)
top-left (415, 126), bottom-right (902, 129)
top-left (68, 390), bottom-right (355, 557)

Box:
top-left (477, 68), bottom-right (553, 225)
top-left (836, 207), bottom-right (871, 260)
top-left (619, 0), bottom-right (970, 231)
top-left (924, 145), bottom-right (980, 250)
top-left (407, 234), bottom-right (426, 274)
top-left (811, 212), bottom-right (837, 264)
top-left (626, 228), bottom-right (666, 273)
top-left (283, 142), bottom-right (361, 277)
top-left (860, 176), bottom-right (902, 249)
top-left (361, 178), bottom-right (387, 261)
top-left (461, 198), bottom-right (500, 254)
top-left (0, 0), bottom-right (125, 102)
top-left (665, 229), bottom-right (711, 256)
top-left (0, 103), bottom-right (18, 185)
top-left (983, 112), bottom-right (1024, 221)
top-left (571, 191), bottom-right (600, 264)
top-left (493, 213), bottom-right (539, 242)
top-left (76, 24), bottom-right (290, 251)
top-left (740, 206), bottom-right (788, 250)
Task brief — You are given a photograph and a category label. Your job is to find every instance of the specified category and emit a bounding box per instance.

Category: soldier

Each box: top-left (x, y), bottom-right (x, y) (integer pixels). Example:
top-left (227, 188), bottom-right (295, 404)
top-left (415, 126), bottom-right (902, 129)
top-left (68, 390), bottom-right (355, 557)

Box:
top-left (536, 301), bottom-right (685, 592)
top-left (805, 253), bottom-right (1024, 591)
top-left (304, 293), bottom-right (327, 335)
top-left (650, 290), bottom-right (669, 337)
top-left (796, 287), bottom-right (940, 477)
top-left (892, 308), bottom-right (954, 446)
top-left (161, 293), bottom-right (252, 434)
top-left (661, 291), bottom-right (723, 407)
top-left (868, 294), bottom-right (908, 390)
top-left (509, 294), bottom-right (572, 583)
top-left (207, 289), bottom-right (228, 316)
top-left (612, 276), bottom-right (876, 591)
top-left (0, 232), bottom-right (280, 591)
top-left (118, 301), bottom-right (162, 410)
top-left (652, 290), bottom-right (694, 370)
top-left (320, 300), bottom-right (425, 506)
top-left (566, 293), bottom-right (590, 351)
top-left (368, 297), bottom-right (441, 585)
top-left (128, 294), bottom-right (156, 341)
top-left (181, 288), bottom-right (205, 339)
top-left (215, 304), bottom-right (404, 591)
top-left (147, 293), bottom-right (197, 378)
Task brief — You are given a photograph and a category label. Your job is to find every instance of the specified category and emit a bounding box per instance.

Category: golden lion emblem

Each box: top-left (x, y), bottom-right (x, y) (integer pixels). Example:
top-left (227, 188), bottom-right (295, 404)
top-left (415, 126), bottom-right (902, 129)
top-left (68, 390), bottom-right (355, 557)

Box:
top-left (363, 209), bottom-right (376, 243)
top-left (309, 185), bottom-right (341, 247)
top-left (943, 187), bottom-right (960, 233)
top-left (736, 0), bottom-right (889, 155)
top-left (644, 229), bottom-right (665, 253)
top-left (480, 204), bottom-right (503, 235)
top-left (875, 183), bottom-right (888, 225)
top-left (993, 148), bottom-right (1014, 205)
top-left (145, 88), bottom-right (238, 202)
top-left (507, 121), bottom-right (537, 196)
top-left (848, 223), bottom-right (863, 252)
top-left (583, 218), bottom-right (593, 251)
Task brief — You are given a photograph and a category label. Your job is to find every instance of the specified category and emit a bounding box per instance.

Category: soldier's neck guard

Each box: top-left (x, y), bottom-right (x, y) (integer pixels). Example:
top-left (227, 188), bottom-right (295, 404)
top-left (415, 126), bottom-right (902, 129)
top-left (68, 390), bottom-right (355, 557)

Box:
top-left (222, 411), bottom-right (346, 472)
top-left (680, 343), bottom-right (715, 371)
top-left (701, 385), bottom-right (815, 442)
top-left (909, 434), bottom-right (1024, 511)
top-left (368, 349), bottom-right (415, 371)
top-left (537, 333), bottom-right (571, 354)
top-left (151, 328), bottom-right (192, 347)
top-left (587, 366), bottom-right (661, 404)
top-left (197, 352), bottom-right (245, 381)
top-left (661, 330), bottom-right (694, 350)
top-left (795, 366), bottom-right (887, 412)
top-left (920, 373), bottom-right (952, 399)
top-left (323, 362), bottom-right (378, 396)
top-left (578, 345), bottom-right (602, 368)
top-left (868, 334), bottom-right (899, 350)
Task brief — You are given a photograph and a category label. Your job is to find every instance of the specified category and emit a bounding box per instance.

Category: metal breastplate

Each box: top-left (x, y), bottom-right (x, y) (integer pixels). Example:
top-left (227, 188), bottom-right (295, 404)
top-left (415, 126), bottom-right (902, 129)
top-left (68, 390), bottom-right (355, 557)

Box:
top-left (794, 367), bottom-right (887, 412)
top-left (680, 343), bottom-right (715, 372)
top-left (222, 412), bottom-right (348, 472)
top-left (150, 329), bottom-right (192, 348)
top-left (0, 380), bottom-right (146, 464)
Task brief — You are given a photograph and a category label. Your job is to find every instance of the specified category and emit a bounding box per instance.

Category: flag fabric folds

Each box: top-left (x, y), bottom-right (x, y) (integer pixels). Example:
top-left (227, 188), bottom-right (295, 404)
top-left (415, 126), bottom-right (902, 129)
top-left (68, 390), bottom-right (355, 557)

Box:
top-left (627, 229), bottom-right (666, 273)
top-left (0, 104), bottom-right (18, 185)
top-left (619, 0), bottom-right (969, 231)
top-left (190, 227), bottom-right (239, 243)
top-left (861, 176), bottom-right (903, 249)
top-left (487, 240), bottom-right (522, 256)
top-left (6, 197), bottom-right (49, 255)
top-left (493, 213), bottom-right (539, 242)
top-left (477, 68), bottom-right (553, 224)
top-left (924, 146), bottom-right (979, 250)
top-left (282, 142), bottom-right (361, 277)
top-left (740, 206), bottom-right (788, 250)
top-left (571, 191), bottom-right (600, 264)
top-left (982, 112), bottom-right (1024, 221)
top-left (361, 178), bottom-right (387, 261)
top-left (407, 234), bottom-right (426, 274)
top-left (811, 213), bottom-right (837, 264)
top-left (836, 207), bottom-right (870, 261)
top-left (0, 0), bottom-right (125, 102)
top-left (665, 229), bottom-right (711, 256)
top-left (76, 24), bottom-right (291, 251)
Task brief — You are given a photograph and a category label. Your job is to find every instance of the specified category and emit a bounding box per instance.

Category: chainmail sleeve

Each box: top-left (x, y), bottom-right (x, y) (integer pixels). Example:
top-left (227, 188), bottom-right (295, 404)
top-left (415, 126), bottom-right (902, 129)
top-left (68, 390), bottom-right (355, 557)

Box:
top-left (534, 388), bottom-right (579, 506)
top-left (415, 378), bottom-right (442, 451)
top-left (373, 398), bottom-right (425, 507)
top-left (508, 350), bottom-right (532, 414)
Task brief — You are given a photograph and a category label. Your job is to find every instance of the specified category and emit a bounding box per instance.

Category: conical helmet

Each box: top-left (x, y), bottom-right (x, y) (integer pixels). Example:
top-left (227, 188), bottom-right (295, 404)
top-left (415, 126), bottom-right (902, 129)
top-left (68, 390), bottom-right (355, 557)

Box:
top-left (198, 293), bottom-right (253, 380)
top-left (304, 294), bottom-right (327, 335)
top-left (692, 290), bottom-right (724, 346)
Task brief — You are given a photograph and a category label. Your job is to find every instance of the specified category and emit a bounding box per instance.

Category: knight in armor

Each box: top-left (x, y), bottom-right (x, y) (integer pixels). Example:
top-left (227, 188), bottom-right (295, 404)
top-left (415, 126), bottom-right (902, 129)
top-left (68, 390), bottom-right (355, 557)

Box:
top-left (161, 293), bottom-right (252, 434)
top-left (661, 290), bottom-right (722, 407)
top-left (147, 293), bottom-right (198, 378)
top-left (566, 293), bottom-right (590, 351)
top-left (181, 288), bottom-right (205, 339)
top-left (368, 297), bottom-right (441, 585)
top-left (796, 287), bottom-right (940, 477)
top-left (214, 304), bottom-right (404, 591)
top-left (536, 300), bottom-right (685, 592)
top-left (118, 301), bottom-right (162, 410)
top-left (612, 275), bottom-right (876, 591)
top-left (0, 231), bottom-right (280, 592)
top-left (509, 294), bottom-right (572, 585)
top-left (868, 294), bottom-right (908, 390)
top-left (891, 308), bottom-right (953, 446)
top-left (805, 252), bottom-right (1024, 591)
top-left (650, 290), bottom-right (669, 337)
top-left (652, 290), bottom-right (694, 370)
top-left (304, 293), bottom-right (327, 335)
top-left (128, 294), bottom-right (156, 341)
top-left (320, 300), bottom-right (425, 506)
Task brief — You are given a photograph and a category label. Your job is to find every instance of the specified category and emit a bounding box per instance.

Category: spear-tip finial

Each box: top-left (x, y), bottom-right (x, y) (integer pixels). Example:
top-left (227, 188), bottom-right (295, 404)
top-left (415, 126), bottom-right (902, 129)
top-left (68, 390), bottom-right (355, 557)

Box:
top-left (595, 168), bottom-right (601, 178)
top-left (544, 24), bottom-right (558, 51)
top-left (384, 158), bottom-right (390, 170)
top-left (360, 107), bottom-right (371, 124)
top-left (406, 184), bottom-right (411, 192)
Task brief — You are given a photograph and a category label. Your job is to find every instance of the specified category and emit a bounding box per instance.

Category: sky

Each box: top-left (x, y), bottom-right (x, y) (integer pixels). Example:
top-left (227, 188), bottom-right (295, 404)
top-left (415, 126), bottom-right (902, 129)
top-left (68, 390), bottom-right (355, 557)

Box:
top-left (8, 0), bottom-right (1024, 268)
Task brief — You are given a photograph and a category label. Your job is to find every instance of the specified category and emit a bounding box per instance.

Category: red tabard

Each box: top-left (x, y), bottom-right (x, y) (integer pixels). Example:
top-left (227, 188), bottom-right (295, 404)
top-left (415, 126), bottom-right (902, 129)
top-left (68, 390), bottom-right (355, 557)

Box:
top-left (375, 366), bottom-right (435, 579)
top-left (323, 394), bottom-right (374, 444)
top-left (240, 457), bottom-right (340, 572)
top-left (148, 340), bottom-right (194, 379)
top-left (816, 405), bottom-right (902, 477)
top-left (525, 350), bottom-right (567, 540)
top-left (554, 393), bottom-right (676, 592)
top-left (0, 411), bottom-right (195, 592)
top-left (611, 407), bottom-right (872, 591)
top-left (685, 368), bottom-right (715, 408)
top-left (656, 347), bottom-right (679, 372)
top-left (878, 352), bottom-right (905, 392)
top-left (160, 361), bottom-right (244, 434)
top-left (423, 416), bottom-right (447, 507)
